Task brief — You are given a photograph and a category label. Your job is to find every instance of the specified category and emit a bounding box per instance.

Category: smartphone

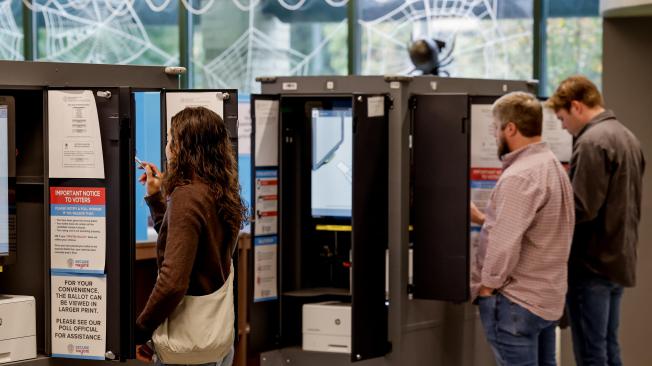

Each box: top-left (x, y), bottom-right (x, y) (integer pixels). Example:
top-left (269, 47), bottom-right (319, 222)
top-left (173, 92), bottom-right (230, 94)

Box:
top-left (135, 156), bottom-right (157, 178)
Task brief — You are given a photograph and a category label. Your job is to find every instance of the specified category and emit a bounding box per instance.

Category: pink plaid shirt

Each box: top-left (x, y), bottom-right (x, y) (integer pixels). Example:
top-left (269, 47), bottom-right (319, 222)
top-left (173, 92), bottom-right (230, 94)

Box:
top-left (472, 142), bottom-right (574, 321)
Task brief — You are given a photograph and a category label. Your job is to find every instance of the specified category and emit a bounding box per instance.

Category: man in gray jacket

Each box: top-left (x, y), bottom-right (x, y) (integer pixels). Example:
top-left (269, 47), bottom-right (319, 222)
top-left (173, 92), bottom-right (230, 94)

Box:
top-left (547, 76), bottom-right (645, 366)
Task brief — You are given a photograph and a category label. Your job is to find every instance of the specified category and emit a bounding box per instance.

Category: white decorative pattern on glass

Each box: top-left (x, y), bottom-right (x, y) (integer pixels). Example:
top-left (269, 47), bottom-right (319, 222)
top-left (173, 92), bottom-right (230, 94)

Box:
top-left (192, 0), bottom-right (349, 93)
top-left (30, 0), bottom-right (178, 65)
top-left (359, 0), bottom-right (533, 80)
top-left (0, 0), bottom-right (23, 60)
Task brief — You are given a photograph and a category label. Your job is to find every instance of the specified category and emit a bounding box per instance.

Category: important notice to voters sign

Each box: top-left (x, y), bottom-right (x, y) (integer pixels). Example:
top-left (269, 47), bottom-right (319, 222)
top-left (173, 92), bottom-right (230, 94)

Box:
top-left (50, 187), bottom-right (106, 274)
top-left (51, 274), bottom-right (107, 360)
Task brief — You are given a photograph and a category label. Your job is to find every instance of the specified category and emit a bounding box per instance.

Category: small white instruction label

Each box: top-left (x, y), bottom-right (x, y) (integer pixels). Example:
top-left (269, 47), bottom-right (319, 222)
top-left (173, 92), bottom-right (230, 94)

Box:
top-left (282, 82), bottom-right (298, 91)
top-left (367, 96), bottom-right (385, 118)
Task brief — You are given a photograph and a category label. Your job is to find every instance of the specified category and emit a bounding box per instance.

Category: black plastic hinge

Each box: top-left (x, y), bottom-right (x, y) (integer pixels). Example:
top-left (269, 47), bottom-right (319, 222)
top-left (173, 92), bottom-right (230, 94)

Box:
top-left (409, 96), bottom-right (417, 110)
top-left (387, 96), bottom-right (395, 110)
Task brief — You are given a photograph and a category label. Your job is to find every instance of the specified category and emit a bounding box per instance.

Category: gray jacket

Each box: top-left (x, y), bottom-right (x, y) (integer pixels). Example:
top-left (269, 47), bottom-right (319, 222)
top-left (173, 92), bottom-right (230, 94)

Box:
top-left (569, 110), bottom-right (645, 287)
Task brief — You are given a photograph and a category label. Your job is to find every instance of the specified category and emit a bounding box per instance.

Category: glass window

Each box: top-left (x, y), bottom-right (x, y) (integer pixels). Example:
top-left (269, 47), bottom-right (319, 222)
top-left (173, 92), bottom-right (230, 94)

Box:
top-left (192, 1), bottom-right (348, 94)
top-left (544, 1), bottom-right (601, 95)
top-left (358, 0), bottom-right (533, 80)
top-left (134, 92), bottom-right (161, 243)
top-left (237, 93), bottom-right (252, 232)
top-left (34, 1), bottom-right (179, 65)
top-left (0, 0), bottom-right (23, 60)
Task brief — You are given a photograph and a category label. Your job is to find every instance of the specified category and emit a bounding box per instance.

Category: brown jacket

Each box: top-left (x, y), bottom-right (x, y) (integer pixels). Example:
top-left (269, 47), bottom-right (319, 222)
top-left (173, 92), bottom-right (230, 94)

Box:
top-left (137, 182), bottom-right (232, 335)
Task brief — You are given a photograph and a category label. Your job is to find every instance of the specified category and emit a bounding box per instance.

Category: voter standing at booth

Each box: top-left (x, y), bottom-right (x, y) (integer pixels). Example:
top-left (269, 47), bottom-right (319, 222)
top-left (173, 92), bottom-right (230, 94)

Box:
top-left (135, 107), bottom-right (246, 365)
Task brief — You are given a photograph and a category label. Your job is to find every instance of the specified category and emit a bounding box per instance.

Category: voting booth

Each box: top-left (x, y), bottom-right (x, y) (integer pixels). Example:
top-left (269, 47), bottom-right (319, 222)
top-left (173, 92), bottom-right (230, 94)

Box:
top-left (0, 61), bottom-right (238, 363)
top-left (248, 76), bottom-right (572, 366)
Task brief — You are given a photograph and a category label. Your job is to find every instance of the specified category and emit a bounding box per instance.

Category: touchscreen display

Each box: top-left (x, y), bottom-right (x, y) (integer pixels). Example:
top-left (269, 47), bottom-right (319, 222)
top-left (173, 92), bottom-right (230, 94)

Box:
top-left (311, 107), bottom-right (352, 218)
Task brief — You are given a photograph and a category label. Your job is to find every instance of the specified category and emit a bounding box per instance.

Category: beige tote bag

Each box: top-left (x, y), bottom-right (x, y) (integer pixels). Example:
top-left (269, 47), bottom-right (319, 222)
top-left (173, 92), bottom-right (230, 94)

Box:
top-left (152, 263), bottom-right (235, 365)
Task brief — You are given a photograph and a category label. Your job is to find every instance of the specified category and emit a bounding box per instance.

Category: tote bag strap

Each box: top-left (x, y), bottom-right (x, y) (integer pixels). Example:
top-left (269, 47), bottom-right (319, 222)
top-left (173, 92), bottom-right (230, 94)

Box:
top-left (219, 232), bottom-right (240, 283)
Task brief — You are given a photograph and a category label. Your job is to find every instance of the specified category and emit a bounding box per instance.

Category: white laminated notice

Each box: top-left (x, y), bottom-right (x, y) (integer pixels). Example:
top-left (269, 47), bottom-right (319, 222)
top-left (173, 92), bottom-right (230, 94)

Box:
top-left (470, 104), bottom-right (502, 170)
top-left (48, 90), bottom-right (105, 179)
top-left (254, 99), bottom-right (279, 167)
top-left (166, 92), bottom-right (224, 130)
top-left (542, 106), bottom-right (573, 162)
top-left (51, 274), bottom-right (107, 361)
top-left (367, 96), bottom-right (385, 118)
top-left (253, 236), bottom-right (278, 302)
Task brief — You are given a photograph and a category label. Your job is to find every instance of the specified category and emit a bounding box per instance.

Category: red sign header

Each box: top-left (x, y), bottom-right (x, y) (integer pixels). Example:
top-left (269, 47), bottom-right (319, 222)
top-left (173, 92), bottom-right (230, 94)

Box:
top-left (50, 187), bottom-right (106, 205)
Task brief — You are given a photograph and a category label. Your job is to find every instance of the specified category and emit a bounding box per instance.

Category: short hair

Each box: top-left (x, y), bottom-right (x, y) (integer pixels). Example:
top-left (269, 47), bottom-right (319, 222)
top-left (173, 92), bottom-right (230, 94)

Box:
top-left (492, 92), bottom-right (542, 137)
top-left (546, 75), bottom-right (604, 112)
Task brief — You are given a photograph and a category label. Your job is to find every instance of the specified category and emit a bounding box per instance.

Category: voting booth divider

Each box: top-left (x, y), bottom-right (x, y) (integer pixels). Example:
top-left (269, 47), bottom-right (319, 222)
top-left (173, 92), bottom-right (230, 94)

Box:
top-left (247, 76), bottom-right (572, 366)
top-left (0, 61), bottom-right (238, 363)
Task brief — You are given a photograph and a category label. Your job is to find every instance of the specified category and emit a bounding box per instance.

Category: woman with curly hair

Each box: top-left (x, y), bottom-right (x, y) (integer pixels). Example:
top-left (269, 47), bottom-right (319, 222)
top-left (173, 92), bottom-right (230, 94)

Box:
top-left (135, 106), bottom-right (246, 366)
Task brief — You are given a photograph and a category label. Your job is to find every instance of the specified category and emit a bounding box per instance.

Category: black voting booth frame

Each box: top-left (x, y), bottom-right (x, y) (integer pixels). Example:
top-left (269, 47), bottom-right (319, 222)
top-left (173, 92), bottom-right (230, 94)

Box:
top-left (249, 76), bottom-right (537, 366)
top-left (0, 61), bottom-right (238, 365)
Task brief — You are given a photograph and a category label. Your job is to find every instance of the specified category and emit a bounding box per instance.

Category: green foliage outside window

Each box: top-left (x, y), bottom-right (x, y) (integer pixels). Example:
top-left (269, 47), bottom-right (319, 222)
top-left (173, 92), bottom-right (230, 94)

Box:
top-left (545, 17), bottom-right (603, 95)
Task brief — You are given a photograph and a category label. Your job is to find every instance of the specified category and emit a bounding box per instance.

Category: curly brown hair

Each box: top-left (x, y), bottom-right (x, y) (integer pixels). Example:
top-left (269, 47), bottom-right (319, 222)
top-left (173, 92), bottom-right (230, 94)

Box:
top-left (163, 106), bottom-right (247, 240)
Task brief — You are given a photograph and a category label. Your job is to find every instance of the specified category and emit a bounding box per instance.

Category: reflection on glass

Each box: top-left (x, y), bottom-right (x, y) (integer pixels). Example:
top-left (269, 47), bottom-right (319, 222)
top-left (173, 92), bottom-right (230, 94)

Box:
top-left (134, 92), bottom-right (161, 243)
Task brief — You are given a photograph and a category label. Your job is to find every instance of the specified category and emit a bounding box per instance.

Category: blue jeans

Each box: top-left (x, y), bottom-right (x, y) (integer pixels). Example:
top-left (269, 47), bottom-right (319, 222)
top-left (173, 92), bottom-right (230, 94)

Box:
top-left (155, 345), bottom-right (234, 366)
top-left (566, 275), bottom-right (624, 366)
top-left (478, 293), bottom-right (557, 366)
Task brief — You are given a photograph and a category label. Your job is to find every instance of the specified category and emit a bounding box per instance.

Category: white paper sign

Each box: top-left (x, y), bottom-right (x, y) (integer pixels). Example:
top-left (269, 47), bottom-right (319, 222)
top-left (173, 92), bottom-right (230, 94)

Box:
top-left (48, 90), bottom-right (104, 179)
top-left (254, 236), bottom-right (278, 302)
top-left (254, 99), bottom-right (279, 167)
top-left (367, 96), bottom-right (385, 118)
top-left (166, 92), bottom-right (224, 130)
top-left (470, 105), bottom-right (501, 247)
top-left (50, 187), bottom-right (106, 274)
top-left (51, 274), bottom-right (107, 361)
top-left (238, 98), bottom-right (252, 155)
top-left (542, 106), bottom-right (573, 163)
top-left (254, 170), bottom-right (278, 236)
top-left (471, 104), bottom-right (502, 170)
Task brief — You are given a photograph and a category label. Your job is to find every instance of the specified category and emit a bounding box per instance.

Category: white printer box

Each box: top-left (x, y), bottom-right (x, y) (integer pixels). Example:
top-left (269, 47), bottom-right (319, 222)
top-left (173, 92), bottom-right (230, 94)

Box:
top-left (302, 301), bottom-right (351, 354)
top-left (0, 295), bottom-right (36, 363)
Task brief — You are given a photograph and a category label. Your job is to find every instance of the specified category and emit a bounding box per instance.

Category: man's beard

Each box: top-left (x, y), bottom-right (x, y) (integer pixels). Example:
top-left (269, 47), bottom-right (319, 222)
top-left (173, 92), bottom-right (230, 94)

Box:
top-left (497, 135), bottom-right (510, 160)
